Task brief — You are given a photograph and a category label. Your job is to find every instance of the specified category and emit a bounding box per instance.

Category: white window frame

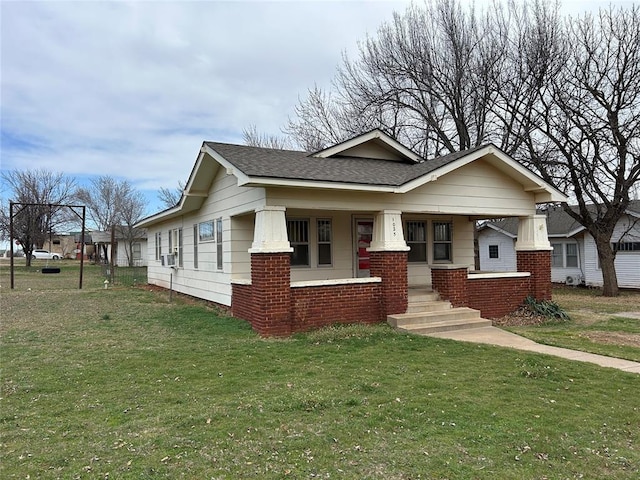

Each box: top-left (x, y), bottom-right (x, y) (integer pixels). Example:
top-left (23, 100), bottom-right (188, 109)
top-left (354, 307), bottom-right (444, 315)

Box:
top-left (433, 221), bottom-right (453, 262)
top-left (317, 218), bottom-right (332, 267)
top-left (287, 218), bottom-right (310, 267)
top-left (405, 220), bottom-right (427, 263)
top-left (199, 220), bottom-right (215, 242)
top-left (193, 224), bottom-right (199, 269)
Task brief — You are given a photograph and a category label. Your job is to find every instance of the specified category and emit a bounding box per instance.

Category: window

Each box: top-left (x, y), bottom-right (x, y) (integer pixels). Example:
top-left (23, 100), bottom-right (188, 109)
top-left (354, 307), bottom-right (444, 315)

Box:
top-left (199, 220), bottom-right (215, 241)
top-left (193, 224), bottom-right (199, 269)
top-left (406, 221), bottom-right (427, 262)
top-left (433, 222), bottom-right (452, 262)
top-left (287, 219), bottom-right (310, 266)
top-left (216, 218), bottom-right (223, 270)
top-left (317, 219), bottom-right (332, 266)
top-left (566, 243), bottom-right (578, 267)
top-left (155, 232), bottom-right (162, 261)
top-left (613, 241), bottom-right (640, 252)
top-left (551, 243), bottom-right (563, 267)
top-left (169, 228), bottom-right (183, 267)
top-left (488, 244), bottom-right (499, 259)
top-left (133, 242), bottom-right (141, 260)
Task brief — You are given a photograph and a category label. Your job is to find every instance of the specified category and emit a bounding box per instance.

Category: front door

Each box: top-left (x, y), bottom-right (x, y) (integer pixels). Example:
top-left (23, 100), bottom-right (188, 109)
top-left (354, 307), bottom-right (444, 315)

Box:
top-left (354, 218), bottom-right (373, 277)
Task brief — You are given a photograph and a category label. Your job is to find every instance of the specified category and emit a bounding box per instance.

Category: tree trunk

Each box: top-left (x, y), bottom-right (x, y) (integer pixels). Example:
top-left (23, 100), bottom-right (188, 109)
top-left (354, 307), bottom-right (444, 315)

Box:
top-left (594, 233), bottom-right (619, 297)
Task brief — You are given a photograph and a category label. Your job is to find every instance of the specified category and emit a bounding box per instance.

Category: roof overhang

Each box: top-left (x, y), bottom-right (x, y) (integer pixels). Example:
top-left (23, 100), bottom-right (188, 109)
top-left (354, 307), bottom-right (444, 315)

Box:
top-left (136, 145), bottom-right (224, 228)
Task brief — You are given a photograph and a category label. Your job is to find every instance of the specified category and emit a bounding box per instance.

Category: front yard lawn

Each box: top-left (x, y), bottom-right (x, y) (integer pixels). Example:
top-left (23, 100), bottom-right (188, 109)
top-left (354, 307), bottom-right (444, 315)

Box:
top-left (505, 286), bottom-right (640, 362)
top-left (1, 267), bottom-right (638, 478)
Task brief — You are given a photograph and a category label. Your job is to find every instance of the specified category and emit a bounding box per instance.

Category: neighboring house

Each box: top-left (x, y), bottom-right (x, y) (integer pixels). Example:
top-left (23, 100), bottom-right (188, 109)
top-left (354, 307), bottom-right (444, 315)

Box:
top-left (91, 228), bottom-right (148, 266)
top-left (478, 202), bottom-right (640, 289)
top-left (42, 233), bottom-right (77, 259)
top-left (136, 129), bottom-right (566, 335)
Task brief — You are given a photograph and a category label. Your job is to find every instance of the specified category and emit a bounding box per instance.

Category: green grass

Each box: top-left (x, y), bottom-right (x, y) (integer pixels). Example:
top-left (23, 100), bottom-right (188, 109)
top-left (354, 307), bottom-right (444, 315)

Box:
top-left (506, 286), bottom-right (640, 362)
top-left (1, 266), bottom-right (639, 478)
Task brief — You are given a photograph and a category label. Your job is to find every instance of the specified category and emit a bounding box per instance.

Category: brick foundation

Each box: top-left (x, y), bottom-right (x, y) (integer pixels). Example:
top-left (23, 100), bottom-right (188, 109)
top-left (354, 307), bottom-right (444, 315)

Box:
top-left (369, 251), bottom-right (408, 315)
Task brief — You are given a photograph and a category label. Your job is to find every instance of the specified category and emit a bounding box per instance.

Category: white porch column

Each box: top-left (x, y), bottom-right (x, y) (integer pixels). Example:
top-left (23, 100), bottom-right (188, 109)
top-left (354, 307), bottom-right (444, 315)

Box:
top-left (515, 214), bottom-right (552, 251)
top-left (249, 206), bottom-right (294, 253)
top-left (368, 210), bottom-right (410, 252)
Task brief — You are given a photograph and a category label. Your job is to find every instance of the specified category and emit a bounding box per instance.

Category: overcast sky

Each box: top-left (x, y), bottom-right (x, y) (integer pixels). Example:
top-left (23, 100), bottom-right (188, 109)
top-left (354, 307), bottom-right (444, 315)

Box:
top-left (0, 0), bottom-right (631, 216)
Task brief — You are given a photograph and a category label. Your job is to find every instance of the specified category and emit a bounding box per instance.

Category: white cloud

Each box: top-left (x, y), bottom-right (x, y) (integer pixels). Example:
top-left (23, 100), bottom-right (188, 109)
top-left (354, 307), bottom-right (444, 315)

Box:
top-left (1, 0), bottom-right (628, 214)
top-left (1, 0), bottom-right (409, 200)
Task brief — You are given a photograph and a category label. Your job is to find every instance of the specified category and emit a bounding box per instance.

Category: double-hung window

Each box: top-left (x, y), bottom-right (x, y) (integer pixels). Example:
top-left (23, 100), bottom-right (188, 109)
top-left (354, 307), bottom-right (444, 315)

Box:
top-left (155, 232), bottom-right (162, 261)
top-left (565, 243), bottom-right (578, 267)
top-left (193, 224), bottom-right (199, 269)
top-left (317, 219), bottom-right (332, 266)
top-left (168, 228), bottom-right (183, 267)
top-left (488, 244), bottom-right (499, 259)
top-left (287, 219), bottom-right (310, 266)
top-left (551, 243), bottom-right (563, 267)
top-left (406, 221), bottom-right (427, 262)
top-left (433, 222), bottom-right (452, 262)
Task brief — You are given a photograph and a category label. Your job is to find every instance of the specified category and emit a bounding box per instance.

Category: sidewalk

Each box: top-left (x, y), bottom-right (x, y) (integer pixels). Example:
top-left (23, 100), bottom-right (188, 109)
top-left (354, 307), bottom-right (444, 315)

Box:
top-left (425, 326), bottom-right (640, 374)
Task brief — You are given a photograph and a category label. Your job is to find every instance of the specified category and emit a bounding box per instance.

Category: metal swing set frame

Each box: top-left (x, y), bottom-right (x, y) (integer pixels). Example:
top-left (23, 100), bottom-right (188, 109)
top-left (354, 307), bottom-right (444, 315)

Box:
top-left (8, 201), bottom-right (86, 290)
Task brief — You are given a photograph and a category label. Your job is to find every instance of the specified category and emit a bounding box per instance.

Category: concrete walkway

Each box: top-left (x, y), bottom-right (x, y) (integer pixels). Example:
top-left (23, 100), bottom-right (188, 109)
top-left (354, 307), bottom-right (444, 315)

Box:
top-left (425, 326), bottom-right (640, 374)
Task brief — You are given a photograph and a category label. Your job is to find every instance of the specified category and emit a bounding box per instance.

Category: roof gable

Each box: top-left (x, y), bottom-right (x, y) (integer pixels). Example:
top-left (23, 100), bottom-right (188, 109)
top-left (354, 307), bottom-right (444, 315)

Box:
top-left (311, 129), bottom-right (421, 163)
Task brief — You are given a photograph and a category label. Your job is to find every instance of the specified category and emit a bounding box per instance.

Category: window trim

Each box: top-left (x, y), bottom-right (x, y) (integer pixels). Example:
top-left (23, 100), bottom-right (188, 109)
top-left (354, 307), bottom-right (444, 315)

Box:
top-left (405, 220), bottom-right (427, 263)
top-left (432, 221), bottom-right (453, 263)
top-left (199, 220), bottom-right (215, 242)
top-left (317, 218), bottom-right (333, 267)
top-left (565, 242), bottom-right (578, 268)
top-left (287, 218), bottom-right (311, 267)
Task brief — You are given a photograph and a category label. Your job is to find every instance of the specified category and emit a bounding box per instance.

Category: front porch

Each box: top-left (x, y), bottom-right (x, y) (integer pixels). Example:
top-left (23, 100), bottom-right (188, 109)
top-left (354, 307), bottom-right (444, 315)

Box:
top-left (230, 207), bottom-right (553, 336)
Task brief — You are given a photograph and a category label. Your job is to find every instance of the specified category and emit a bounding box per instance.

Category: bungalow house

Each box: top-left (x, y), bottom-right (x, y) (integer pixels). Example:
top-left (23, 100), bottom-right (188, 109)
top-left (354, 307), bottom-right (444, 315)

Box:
top-left (136, 130), bottom-right (567, 335)
top-left (478, 201), bottom-right (640, 288)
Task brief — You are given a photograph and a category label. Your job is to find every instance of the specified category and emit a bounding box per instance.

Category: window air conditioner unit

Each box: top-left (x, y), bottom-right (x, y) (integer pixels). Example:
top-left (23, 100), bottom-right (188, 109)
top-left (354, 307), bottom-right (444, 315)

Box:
top-left (166, 254), bottom-right (176, 266)
top-left (565, 275), bottom-right (581, 286)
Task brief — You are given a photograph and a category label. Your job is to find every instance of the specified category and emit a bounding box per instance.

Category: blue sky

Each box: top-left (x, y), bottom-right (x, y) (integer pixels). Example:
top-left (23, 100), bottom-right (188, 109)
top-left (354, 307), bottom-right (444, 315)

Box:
top-left (1, 0), bottom-right (629, 219)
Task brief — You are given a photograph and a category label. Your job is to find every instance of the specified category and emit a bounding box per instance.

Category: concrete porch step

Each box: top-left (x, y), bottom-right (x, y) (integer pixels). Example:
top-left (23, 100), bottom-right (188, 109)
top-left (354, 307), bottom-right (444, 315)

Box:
top-left (406, 300), bottom-right (452, 313)
top-left (407, 289), bottom-right (440, 303)
top-left (388, 307), bottom-right (492, 334)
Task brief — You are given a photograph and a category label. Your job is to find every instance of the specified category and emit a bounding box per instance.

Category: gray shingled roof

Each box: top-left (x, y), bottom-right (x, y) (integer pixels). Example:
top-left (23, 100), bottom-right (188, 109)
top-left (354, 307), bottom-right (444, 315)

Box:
top-left (487, 201), bottom-right (640, 236)
top-left (204, 142), bottom-right (488, 187)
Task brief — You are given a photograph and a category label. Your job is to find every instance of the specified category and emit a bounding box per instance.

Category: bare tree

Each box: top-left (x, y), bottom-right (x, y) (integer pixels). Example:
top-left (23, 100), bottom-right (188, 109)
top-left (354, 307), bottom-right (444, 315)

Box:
top-left (285, 0), bottom-right (506, 157)
top-left (117, 187), bottom-right (147, 267)
top-left (158, 181), bottom-right (185, 209)
top-left (242, 124), bottom-right (294, 150)
top-left (511, 5), bottom-right (640, 296)
top-left (0, 169), bottom-right (76, 266)
top-left (76, 176), bottom-right (148, 265)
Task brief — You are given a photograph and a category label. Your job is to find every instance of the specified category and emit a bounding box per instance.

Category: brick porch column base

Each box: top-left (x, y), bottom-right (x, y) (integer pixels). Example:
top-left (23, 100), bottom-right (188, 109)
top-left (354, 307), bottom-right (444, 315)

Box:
top-left (517, 250), bottom-right (552, 301)
top-left (250, 253), bottom-right (292, 336)
top-left (369, 251), bottom-right (408, 316)
top-left (431, 266), bottom-right (468, 307)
